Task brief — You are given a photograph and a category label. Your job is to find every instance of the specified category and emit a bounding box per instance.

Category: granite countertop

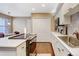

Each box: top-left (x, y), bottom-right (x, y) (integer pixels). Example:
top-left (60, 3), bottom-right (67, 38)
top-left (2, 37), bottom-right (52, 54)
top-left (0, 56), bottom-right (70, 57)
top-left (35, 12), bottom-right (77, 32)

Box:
top-left (52, 32), bottom-right (79, 56)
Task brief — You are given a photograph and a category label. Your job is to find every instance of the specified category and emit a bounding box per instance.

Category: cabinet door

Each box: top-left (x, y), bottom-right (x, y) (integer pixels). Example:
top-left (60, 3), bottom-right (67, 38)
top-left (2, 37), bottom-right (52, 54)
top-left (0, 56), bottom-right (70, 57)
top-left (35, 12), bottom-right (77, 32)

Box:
top-left (17, 42), bottom-right (26, 56)
top-left (59, 4), bottom-right (79, 25)
top-left (62, 3), bottom-right (78, 15)
top-left (52, 36), bottom-right (70, 56)
top-left (56, 41), bottom-right (70, 56)
top-left (51, 35), bottom-right (58, 55)
top-left (51, 36), bottom-right (61, 55)
top-left (58, 10), bottom-right (64, 25)
top-left (59, 43), bottom-right (70, 56)
top-left (55, 41), bottom-right (62, 56)
top-left (59, 9), bottom-right (70, 25)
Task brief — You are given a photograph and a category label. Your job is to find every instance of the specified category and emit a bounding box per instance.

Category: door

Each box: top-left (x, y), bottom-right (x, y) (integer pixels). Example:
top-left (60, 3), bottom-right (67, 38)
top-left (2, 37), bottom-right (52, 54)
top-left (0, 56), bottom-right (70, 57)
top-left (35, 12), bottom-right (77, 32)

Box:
top-left (32, 18), bottom-right (51, 42)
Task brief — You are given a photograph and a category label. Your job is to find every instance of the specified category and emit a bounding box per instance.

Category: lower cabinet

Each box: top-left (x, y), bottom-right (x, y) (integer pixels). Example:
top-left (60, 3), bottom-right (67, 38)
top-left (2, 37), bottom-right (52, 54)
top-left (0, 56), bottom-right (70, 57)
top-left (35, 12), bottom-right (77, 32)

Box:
top-left (0, 42), bottom-right (26, 56)
top-left (17, 42), bottom-right (26, 56)
top-left (52, 35), bottom-right (70, 56)
top-left (55, 41), bottom-right (70, 56)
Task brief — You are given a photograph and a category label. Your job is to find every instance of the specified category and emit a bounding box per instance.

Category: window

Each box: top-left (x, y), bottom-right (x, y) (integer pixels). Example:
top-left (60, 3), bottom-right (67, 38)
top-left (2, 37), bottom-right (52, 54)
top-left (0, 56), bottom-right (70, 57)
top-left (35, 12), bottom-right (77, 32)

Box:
top-left (0, 16), bottom-right (11, 34)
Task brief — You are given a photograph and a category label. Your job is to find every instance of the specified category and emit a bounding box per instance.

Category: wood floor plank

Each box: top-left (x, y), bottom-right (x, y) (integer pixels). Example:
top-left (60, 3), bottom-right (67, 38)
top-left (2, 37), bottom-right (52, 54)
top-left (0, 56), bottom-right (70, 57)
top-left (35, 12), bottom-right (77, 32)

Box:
top-left (30, 42), bottom-right (55, 56)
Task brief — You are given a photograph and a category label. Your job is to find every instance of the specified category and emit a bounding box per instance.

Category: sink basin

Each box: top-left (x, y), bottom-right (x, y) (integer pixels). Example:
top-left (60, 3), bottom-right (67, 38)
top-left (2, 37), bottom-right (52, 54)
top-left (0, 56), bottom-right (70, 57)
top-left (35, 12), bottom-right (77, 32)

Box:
top-left (58, 36), bottom-right (79, 48)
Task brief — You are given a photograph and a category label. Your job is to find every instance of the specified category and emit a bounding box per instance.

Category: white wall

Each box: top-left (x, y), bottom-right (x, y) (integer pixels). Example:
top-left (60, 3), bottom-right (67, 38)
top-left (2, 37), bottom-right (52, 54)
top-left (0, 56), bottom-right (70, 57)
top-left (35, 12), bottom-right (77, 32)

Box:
top-left (26, 18), bottom-right (32, 33)
top-left (68, 12), bottom-right (79, 35)
top-left (13, 17), bottom-right (32, 33)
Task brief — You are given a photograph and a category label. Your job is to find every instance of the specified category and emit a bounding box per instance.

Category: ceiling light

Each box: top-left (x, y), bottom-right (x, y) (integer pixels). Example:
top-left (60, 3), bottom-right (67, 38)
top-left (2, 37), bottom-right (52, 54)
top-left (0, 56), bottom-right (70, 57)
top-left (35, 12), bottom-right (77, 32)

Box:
top-left (41, 4), bottom-right (46, 7)
top-left (8, 22), bottom-right (11, 25)
top-left (32, 8), bottom-right (35, 11)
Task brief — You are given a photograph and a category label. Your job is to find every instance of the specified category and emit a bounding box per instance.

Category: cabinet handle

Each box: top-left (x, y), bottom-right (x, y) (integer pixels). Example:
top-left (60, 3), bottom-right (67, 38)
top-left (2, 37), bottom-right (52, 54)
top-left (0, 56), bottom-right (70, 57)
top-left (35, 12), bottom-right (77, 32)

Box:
top-left (57, 48), bottom-right (61, 52)
top-left (22, 47), bottom-right (24, 49)
top-left (62, 49), bottom-right (64, 52)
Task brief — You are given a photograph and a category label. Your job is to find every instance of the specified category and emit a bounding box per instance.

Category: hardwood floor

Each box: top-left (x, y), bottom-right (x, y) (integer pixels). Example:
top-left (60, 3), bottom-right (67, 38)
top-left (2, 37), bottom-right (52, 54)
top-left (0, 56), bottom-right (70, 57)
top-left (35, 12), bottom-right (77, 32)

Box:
top-left (30, 42), bottom-right (55, 56)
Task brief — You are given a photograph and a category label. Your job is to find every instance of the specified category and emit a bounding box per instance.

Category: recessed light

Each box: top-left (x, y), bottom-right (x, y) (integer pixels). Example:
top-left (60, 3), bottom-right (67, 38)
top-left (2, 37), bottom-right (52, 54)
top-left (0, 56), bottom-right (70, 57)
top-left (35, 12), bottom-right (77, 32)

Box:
top-left (32, 8), bottom-right (35, 11)
top-left (8, 22), bottom-right (11, 25)
top-left (41, 4), bottom-right (46, 7)
top-left (8, 12), bottom-right (10, 14)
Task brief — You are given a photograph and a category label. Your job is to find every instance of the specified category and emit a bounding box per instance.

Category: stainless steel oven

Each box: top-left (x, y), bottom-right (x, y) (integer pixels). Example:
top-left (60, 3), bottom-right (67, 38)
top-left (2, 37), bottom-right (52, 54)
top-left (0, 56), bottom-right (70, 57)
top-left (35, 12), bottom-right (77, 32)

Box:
top-left (26, 35), bottom-right (37, 56)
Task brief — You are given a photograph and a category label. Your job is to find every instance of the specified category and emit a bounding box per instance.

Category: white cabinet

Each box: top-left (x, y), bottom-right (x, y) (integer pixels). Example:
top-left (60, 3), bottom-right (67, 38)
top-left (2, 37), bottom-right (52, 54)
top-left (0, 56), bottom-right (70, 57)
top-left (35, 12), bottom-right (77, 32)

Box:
top-left (61, 3), bottom-right (78, 15)
top-left (65, 4), bottom-right (79, 16)
top-left (17, 42), bottom-right (26, 56)
top-left (59, 14), bottom-right (71, 25)
top-left (51, 34), bottom-right (70, 56)
top-left (59, 5), bottom-right (71, 25)
top-left (51, 35), bottom-right (58, 55)
top-left (58, 10), bottom-right (64, 25)
top-left (58, 3), bottom-right (79, 25)
top-left (0, 42), bottom-right (26, 56)
top-left (55, 41), bottom-right (70, 56)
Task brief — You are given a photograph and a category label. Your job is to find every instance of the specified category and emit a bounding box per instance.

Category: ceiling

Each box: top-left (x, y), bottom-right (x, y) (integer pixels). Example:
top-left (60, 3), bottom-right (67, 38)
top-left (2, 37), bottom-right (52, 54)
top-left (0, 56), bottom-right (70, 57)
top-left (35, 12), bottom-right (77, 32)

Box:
top-left (0, 3), bottom-right (59, 17)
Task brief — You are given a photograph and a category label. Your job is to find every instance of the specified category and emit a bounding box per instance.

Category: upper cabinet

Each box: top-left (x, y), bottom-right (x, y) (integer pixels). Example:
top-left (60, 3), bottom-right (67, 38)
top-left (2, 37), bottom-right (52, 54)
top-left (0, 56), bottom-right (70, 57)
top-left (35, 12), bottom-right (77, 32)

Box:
top-left (57, 3), bottom-right (79, 25)
top-left (62, 3), bottom-right (78, 15)
top-left (65, 4), bottom-right (79, 16)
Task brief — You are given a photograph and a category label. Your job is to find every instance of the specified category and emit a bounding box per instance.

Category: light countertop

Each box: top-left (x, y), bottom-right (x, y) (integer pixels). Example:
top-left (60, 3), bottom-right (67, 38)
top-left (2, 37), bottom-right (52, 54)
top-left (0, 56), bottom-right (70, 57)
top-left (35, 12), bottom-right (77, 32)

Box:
top-left (0, 34), bottom-right (36, 48)
top-left (52, 32), bottom-right (79, 56)
top-left (0, 37), bottom-right (26, 47)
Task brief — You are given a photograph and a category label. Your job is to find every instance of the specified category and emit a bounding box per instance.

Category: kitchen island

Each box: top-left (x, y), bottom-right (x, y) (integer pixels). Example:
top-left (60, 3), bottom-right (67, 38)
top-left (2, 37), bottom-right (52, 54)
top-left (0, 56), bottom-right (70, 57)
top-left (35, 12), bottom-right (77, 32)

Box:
top-left (0, 33), bottom-right (37, 56)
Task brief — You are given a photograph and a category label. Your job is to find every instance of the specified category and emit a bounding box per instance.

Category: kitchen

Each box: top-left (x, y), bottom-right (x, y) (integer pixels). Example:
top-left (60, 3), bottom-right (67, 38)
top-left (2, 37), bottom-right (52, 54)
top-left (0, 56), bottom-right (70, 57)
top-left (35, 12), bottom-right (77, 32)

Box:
top-left (0, 3), bottom-right (79, 56)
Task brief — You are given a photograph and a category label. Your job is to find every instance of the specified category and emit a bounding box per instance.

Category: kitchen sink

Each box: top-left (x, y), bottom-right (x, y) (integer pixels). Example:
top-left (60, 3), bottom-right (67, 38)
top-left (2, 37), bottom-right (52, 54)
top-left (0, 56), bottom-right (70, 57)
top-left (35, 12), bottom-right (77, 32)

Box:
top-left (58, 36), bottom-right (79, 48)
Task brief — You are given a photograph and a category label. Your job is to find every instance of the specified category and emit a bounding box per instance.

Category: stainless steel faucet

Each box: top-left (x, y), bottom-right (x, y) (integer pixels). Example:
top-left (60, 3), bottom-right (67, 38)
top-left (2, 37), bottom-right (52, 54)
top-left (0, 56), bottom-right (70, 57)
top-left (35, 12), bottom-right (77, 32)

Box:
top-left (73, 32), bottom-right (79, 40)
